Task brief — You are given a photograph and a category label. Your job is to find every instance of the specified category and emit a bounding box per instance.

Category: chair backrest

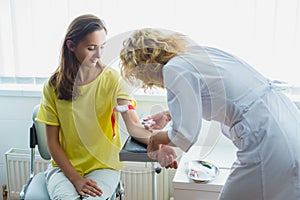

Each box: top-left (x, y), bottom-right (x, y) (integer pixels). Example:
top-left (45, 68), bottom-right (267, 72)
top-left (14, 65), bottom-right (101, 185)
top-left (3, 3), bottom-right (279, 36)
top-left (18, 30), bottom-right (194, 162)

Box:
top-left (32, 104), bottom-right (51, 160)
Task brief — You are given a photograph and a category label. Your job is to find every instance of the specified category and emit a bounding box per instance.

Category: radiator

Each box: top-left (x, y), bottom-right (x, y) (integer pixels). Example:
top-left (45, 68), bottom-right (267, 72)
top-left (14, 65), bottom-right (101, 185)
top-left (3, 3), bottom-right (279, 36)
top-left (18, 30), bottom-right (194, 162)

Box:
top-left (121, 162), bottom-right (174, 200)
top-left (5, 148), bottom-right (50, 200)
top-left (5, 148), bottom-right (175, 200)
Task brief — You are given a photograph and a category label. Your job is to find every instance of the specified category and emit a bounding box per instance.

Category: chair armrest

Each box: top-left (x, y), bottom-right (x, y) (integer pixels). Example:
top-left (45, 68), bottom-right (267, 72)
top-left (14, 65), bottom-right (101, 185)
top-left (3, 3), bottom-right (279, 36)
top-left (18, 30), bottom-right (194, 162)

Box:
top-left (117, 179), bottom-right (125, 196)
top-left (119, 137), bottom-right (155, 162)
top-left (20, 184), bottom-right (26, 200)
top-left (20, 177), bottom-right (33, 200)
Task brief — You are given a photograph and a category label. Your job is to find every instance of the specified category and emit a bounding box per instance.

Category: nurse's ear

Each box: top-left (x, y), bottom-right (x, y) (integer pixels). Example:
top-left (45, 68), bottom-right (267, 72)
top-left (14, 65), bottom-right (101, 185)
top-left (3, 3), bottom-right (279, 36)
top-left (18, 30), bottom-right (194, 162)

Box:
top-left (66, 40), bottom-right (76, 52)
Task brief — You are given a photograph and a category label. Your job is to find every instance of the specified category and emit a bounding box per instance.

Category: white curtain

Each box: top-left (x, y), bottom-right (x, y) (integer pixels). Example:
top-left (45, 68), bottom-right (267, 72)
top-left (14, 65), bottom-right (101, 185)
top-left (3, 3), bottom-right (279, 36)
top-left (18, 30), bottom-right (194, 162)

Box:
top-left (0, 0), bottom-right (299, 85)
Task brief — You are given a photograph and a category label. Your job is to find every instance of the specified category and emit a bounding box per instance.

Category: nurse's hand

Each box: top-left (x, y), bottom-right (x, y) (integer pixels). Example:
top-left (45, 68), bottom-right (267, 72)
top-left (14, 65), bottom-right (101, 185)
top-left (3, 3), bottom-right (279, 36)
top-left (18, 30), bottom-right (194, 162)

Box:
top-left (143, 110), bottom-right (171, 131)
top-left (147, 130), bottom-right (161, 160)
top-left (157, 145), bottom-right (178, 169)
top-left (147, 131), bottom-right (177, 168)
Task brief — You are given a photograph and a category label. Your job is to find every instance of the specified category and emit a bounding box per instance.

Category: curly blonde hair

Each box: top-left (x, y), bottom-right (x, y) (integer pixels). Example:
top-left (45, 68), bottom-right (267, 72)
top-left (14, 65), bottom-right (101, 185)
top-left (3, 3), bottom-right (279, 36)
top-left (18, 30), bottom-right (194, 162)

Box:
top-left (120, 28), bottom-right (187, 89)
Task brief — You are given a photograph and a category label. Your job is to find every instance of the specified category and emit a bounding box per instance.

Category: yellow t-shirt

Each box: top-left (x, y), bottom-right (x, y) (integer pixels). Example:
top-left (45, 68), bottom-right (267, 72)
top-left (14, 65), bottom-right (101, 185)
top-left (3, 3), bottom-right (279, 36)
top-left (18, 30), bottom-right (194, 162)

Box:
top-left (36, 67), bottom-right (135, 176)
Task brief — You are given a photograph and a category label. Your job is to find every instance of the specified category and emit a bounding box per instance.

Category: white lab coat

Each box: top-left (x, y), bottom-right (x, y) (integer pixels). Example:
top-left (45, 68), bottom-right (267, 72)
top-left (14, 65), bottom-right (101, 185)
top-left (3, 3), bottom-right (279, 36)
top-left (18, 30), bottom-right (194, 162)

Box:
top-left (164, 46), bottom-right (300, 200)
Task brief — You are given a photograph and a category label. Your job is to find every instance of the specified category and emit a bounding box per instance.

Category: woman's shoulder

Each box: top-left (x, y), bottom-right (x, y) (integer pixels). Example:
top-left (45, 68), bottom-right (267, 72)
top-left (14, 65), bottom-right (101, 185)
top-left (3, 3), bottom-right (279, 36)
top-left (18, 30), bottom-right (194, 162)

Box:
top-left (41, 78), bottom-right (56, 93)
top-left (103, 66), bottom-right (118, 74)
top-left (102, 67), bottom-right (121, 79)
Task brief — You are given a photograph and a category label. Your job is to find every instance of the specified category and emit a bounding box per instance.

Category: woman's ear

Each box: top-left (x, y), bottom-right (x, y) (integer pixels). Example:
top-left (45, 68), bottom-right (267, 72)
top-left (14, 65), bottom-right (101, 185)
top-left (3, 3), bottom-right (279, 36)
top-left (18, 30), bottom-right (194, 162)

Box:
top-left (66, 40), bottom-right (75, 51)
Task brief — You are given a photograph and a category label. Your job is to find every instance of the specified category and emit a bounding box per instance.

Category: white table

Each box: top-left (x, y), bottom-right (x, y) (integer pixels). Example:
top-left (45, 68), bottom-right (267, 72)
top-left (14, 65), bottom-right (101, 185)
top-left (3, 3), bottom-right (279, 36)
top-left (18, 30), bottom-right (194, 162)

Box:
top-left (173, 144), bottom-right (237, 200)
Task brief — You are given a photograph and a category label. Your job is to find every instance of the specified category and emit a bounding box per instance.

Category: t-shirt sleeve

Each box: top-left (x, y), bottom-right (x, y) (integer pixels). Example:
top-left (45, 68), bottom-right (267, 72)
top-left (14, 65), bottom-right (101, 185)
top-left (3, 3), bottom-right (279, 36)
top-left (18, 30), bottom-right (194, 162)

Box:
top-left (164, 63), bottom-right (203, 152)
top-left (114, 73), bottom-right (137, 107)
top-left (36, 80), bottom-right (60, 126)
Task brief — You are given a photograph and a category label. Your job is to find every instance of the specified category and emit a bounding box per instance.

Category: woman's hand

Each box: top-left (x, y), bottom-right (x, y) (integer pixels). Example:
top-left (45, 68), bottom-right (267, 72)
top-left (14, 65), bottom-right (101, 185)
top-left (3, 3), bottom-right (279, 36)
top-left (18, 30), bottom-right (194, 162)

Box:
top-left (73, 177), bottom-right (103, 198)
top-left (143, 110), bottom-right (171, 131)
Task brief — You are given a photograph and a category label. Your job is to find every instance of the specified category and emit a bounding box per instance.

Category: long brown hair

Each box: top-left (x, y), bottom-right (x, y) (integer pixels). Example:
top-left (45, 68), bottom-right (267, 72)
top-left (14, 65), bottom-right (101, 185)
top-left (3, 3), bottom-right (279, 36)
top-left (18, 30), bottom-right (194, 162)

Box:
top-left (49, 14), bottom-right (107, 100)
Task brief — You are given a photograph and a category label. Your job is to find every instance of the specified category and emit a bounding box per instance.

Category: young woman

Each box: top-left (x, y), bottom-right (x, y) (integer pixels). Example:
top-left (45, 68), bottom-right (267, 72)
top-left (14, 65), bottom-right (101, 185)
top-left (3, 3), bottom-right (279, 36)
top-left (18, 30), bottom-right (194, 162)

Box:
top-left (36, 14), bottom-right (152, 200)
top-left (120, 28), bottom-right (300, 200)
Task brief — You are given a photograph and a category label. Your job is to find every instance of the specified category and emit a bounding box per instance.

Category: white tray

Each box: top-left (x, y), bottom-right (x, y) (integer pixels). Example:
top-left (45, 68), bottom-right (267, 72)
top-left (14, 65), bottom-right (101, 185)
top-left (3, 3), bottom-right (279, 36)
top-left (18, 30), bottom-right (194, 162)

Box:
top-left (188, 160), bottom-right (219, 183)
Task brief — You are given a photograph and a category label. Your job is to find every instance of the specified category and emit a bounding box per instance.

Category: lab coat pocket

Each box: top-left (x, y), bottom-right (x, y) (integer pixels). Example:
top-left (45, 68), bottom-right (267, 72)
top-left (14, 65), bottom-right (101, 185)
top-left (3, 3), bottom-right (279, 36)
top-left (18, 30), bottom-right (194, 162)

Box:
top-left (230, 121), bottom-right (251, 150)
top-left (230, 121), bottom-right (261, 164)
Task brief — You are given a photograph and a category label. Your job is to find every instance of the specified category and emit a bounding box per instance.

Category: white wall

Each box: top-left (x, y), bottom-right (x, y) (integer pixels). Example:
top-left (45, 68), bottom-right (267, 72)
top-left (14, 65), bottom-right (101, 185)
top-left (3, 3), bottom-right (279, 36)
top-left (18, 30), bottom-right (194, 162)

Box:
top-left (0, 91), bottom-right (41, 200)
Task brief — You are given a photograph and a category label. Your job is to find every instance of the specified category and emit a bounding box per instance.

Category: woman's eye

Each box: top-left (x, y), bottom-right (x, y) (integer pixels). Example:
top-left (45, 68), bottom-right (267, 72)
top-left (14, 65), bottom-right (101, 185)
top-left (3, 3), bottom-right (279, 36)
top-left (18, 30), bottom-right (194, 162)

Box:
top-left (88, 47), bottom-right (95, 51)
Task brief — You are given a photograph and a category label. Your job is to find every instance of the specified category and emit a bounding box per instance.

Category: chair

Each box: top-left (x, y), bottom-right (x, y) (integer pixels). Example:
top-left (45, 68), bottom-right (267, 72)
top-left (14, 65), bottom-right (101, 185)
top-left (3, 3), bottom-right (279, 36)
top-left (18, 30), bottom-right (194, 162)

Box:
top-left (20, 105), bottom-right (124, 200)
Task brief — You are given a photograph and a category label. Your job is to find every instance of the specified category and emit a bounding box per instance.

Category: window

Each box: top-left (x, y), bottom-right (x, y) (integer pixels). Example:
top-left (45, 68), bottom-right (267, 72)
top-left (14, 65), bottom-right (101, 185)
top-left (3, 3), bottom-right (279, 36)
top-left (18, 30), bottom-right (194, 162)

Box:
top-left (0, 0), bottom-right (299, 88)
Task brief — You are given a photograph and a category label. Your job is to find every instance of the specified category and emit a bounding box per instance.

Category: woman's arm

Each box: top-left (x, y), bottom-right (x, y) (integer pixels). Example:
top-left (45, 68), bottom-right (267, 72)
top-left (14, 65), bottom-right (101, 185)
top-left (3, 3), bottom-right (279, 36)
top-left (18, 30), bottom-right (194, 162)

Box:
top-left (45, 125), bottom-right (102, 198)
top-left (117, 99), bottom-right (151, 144)
top-left (117, 99), bottom-right (178, 168)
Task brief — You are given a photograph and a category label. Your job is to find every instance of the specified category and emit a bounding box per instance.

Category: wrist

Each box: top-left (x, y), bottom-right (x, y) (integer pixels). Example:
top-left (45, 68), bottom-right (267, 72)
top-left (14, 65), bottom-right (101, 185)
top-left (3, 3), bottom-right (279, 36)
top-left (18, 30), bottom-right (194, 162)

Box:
top-left (163, 110), bottom-right (171, 121)
top-left (153, 130), bottom-right (170, 145)
top-left (163, 131), bottom-right (171, 145)
top-left (68, 172), bottom-right (82, 183)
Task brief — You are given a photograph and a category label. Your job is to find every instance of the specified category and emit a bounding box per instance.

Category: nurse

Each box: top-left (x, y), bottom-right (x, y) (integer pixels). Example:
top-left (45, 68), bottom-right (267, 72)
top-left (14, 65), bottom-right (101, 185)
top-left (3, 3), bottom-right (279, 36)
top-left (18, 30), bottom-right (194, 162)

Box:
top-left (119, 28), bottom-right (300, 200)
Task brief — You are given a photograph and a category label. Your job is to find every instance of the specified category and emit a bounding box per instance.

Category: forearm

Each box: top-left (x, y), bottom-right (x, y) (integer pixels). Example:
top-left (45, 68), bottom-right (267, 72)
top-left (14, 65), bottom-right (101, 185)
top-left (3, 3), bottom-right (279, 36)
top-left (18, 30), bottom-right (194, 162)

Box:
top-left (117, 99), bottom-right (151, 144)
top-left (48, 142), bottom-right (82, 182)
top-left (46, 125), bottom-right (82, 183)
top-left (152, 130), bottom-right (174, 147)
top-left (123, 113), bottom-right (151, 144)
